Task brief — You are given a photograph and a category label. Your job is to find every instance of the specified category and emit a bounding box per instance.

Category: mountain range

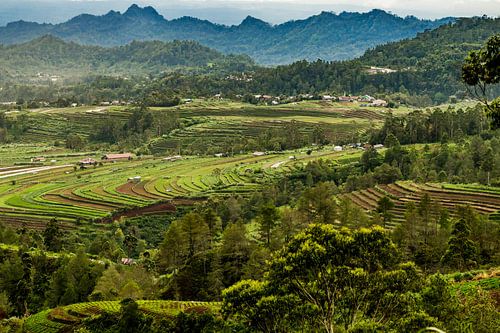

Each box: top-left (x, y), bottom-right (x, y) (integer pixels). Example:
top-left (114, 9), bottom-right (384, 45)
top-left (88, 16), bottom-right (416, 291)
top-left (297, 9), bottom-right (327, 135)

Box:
top-left (0, 4), bottom-right (454, 65)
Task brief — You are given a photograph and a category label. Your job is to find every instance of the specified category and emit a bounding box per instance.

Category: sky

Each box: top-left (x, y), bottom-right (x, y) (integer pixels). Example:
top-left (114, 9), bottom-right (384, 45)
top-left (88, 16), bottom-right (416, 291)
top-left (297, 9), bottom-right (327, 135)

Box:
top-left (0, 0), bottom-right (499, 26)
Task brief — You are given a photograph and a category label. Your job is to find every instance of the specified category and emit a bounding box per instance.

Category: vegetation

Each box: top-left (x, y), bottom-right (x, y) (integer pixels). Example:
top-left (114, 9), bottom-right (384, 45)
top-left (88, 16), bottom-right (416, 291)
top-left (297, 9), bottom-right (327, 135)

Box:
top-left (0, 10), bottom-right (498, 333)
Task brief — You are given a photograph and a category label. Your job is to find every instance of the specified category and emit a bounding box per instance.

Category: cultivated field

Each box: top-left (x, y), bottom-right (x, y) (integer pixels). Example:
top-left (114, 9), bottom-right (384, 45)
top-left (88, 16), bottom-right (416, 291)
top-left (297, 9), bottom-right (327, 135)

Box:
top-left (24, 300), bottom-right (221, 333)
top-left (0, 146), bottom-right (362, 230)
top-left (341, 181), bottom-right (500, 228)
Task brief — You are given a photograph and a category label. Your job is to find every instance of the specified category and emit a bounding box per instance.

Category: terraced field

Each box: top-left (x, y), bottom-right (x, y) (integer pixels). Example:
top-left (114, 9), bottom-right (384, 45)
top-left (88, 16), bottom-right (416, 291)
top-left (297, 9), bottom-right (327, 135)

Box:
top-left (150, 101), bottom-right (384, 154)
top-left (24, 300), bottom-right (221, 333)
top-left (8, 101), bottom-right (389, 155)
top-left (0, 148), bottom-right (362, 230)
top-left (342, 181), bottom-right (500, 229)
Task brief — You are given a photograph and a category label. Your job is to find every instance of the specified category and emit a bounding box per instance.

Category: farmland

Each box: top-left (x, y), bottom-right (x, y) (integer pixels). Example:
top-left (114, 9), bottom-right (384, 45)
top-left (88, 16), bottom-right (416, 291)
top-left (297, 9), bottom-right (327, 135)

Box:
top-left (0, 144), bottom-right (362, 230)
top-left (5, 100), bottom-right (394, 154)
top-left (24, 300), bottom-right (221, 333)
top-left (341, 181), bottom-right (500, 228)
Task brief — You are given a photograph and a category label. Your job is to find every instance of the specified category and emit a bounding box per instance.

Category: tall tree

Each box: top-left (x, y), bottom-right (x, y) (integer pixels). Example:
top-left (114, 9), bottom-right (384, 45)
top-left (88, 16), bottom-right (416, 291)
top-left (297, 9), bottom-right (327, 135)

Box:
top-left (462, 34), bottom-right (500, 128)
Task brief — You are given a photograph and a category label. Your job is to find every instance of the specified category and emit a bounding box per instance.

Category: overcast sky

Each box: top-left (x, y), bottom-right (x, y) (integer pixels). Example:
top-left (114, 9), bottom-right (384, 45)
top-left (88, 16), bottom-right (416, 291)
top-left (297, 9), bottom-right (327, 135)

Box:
top-left (0, 0), bottom-right (499, 26)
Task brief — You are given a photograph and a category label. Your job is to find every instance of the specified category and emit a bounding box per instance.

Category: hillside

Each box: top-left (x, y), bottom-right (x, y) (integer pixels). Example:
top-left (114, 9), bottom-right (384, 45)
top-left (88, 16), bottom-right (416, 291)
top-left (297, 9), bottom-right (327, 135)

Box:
top-left (0, 4), bottom-right (454, 64)
top-left (0, 36), bottom-right (255, 80)
top-left (244, 17), bottom-right (500, 100)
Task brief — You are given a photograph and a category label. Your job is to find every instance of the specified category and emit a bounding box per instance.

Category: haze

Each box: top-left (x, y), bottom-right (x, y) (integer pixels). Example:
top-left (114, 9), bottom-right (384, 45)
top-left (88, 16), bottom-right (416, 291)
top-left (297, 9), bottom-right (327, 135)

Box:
top-left (0, 0), bottom-right (499, 26)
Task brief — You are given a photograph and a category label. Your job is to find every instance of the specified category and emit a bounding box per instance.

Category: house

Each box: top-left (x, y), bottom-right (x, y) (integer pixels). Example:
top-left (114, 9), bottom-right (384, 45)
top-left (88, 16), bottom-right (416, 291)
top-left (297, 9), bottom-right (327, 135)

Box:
top-left (78, 158), bottom-right (97, 166)
top-left (71, 103), bottom-right (78, 107)
top-left (271, 100), bottom-right (279, 105)
top-left (253, 151), bottom-right (266, 157)
top-left (128, 176), bottom-right (142, 183)
top-left (374, 144), bottom-right (384, 150)
top-left (120, 258), bottom-right (136, 265)
top-left (322, 95), bottom-right (334, 101)
top-left (338, 96), bottom-right (353, 102)
top-left (163, 155), bottom-right (182, 162)
top-left (31, 157), bottom-right (46, 163)
top-left (366, 66), bottom-right (397, 75)
top-left (359, 95), bottom-right (375, 102)
top-left (102, 153), bottom-right (133, 162)
top-left (333, 146), bottom-right (343, 152)
top-left (371, 99), bottom-right (388, 107)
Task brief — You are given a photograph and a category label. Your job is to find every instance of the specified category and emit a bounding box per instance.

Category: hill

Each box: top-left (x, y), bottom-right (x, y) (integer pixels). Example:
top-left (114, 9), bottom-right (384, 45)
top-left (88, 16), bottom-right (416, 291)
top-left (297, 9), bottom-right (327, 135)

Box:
top-left (0, 4), bottom-right (454, 64)
top-left (0, 36), bottom-right (255, 80)
top-left (244, 17), bottom-right (500, 101)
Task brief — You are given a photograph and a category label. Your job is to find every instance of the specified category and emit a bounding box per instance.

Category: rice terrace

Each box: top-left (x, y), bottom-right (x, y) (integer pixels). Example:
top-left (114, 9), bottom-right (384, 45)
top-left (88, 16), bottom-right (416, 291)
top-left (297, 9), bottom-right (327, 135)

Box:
top-left (0, 3), bottom-right (499, 332)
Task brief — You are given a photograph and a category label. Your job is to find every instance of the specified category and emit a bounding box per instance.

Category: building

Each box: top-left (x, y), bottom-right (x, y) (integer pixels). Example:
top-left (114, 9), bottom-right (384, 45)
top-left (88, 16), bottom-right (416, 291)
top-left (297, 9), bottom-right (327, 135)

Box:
top-left (366, 66), bottom-right (397, 75)
top-left (322, 95), bottom-right (334, 101)
top-left (163, 155), bottom-right (182, 162)
top-left (371, 99), bottom-right (388, 107)
top-left (338, 96), bottom-right (352, 102)
top-left (102, 153), bottom-right (133, 161)
top-left (78, 158), bottom-right (97, 166)
top-left (359, 95), bottom-right (375, 102)
top-left (253, 151), bottom-right (266, 157)
top-left (31, 157), bottom-right (46, 163)
top-left (128, 176), bottom-right (142, 183)
top-left (121, 258), bottom-right (136, 265)
top-left (333, 146), bottom-right (343, 152)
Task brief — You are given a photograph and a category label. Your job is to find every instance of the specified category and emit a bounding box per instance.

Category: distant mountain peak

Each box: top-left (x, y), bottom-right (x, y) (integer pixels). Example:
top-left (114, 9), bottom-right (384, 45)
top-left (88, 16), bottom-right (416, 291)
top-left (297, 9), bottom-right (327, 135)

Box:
top-left (240, 16), bottom-right (270, 28)
top-left (124, 4), bottom-right (163, 20)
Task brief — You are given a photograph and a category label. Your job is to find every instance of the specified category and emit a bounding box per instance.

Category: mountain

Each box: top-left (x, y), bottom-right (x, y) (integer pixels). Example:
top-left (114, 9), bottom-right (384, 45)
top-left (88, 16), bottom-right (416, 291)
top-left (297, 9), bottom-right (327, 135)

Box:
top-left (0, 4), bottom-right (454, 65)
top-left (0, 36), bottom-right (255, 81)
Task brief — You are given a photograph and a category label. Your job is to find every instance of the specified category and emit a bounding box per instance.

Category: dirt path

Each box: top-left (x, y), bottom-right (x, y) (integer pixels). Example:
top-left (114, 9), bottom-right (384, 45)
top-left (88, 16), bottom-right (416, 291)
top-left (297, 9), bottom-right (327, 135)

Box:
top-left (0, 165), bottom-right (72, 179)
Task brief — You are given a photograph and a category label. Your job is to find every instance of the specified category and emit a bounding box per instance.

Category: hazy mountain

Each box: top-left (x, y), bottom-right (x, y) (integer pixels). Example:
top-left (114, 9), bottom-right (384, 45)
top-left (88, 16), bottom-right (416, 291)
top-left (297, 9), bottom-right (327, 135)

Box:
top-left (0, 36), bottom-right (255, 80)
top-left (0, 4), bottom-right (454, 65)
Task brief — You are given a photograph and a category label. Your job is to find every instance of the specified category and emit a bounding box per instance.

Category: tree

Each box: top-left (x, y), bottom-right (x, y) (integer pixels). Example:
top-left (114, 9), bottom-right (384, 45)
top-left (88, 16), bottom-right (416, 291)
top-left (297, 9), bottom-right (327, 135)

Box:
top-left (377, 196), bottom-right (394, 228)
top-left (118, 298), bottom-right (151, 333)
top-left (441, 218), bottom-right (479, 270)
top-left (462, 34), bottom-right (500, 128)
top-left (481, 147), bottom-right (495, 186)
top-left (384, 133), bottom-right (400, 148)
top-left (43, 218), bottom-right (62, 252)
top-left (65, 134), bottom-right (85, 150)
top-left (157, 213), bottom-right (210, 273)
top-left (297, 182), bottom-right (337, 224)
top-left (223, 225), bottom-right (443, 332)
top-left (360, 147), bottom-right (382, 172)
top-left (257, 203), bottom-right (280, 247)
top-left (220, 222), bottom-right (253, 287)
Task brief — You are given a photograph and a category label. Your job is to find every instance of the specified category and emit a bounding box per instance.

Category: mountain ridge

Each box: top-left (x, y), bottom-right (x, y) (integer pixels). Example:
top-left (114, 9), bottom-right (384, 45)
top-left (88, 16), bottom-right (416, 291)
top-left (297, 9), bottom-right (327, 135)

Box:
top-left (0, 4), bottom-right (454, 65)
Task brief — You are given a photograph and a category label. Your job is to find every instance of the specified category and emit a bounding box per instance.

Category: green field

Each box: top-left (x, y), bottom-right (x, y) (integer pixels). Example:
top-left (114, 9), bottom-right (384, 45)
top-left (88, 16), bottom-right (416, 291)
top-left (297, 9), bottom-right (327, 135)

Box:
top-left (0, 145), bottom-right (361, 229)
top-left (342, 181), bottom-right (500, 228)
top-left (24, 300), bottom-right (221, 333)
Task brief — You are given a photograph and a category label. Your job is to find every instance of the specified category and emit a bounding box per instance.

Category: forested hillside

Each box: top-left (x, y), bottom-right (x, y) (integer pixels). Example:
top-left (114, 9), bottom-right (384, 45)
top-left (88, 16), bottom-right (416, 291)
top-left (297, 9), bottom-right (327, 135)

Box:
top-left (0, 4), bottom-right (453, 64)
top-left (0, 36), bottom-right (254, 80)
